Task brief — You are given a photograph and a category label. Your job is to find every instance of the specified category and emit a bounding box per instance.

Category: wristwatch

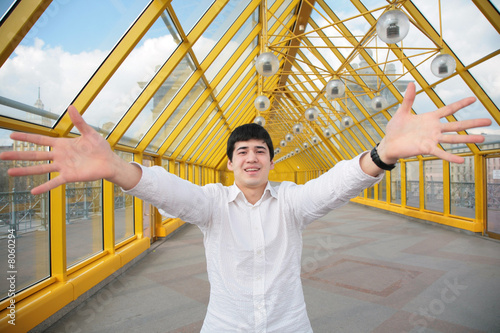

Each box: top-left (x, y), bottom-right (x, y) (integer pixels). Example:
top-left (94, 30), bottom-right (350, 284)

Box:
top-left (370, 143), bottom-right (396, 171)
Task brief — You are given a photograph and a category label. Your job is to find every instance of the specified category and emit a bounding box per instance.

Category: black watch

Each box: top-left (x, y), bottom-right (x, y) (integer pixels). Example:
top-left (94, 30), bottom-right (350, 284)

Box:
top-left (370, 143), bottom-right (396, 171)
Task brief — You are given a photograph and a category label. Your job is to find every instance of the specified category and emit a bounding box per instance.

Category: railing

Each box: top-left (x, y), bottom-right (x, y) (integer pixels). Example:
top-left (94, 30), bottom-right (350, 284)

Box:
top-left (0, 186), bottom-right (131, 237)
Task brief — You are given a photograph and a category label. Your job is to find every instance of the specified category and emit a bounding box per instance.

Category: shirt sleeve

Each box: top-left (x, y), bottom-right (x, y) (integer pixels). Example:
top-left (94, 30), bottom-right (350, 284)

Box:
top-left (286, 152), bottom-right (384, 228)
top-left (122, 163), bottom-right (212, 227)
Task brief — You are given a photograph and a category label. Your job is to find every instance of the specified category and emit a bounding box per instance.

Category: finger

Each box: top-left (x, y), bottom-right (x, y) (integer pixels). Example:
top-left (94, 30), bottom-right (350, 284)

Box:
top-left (429, 146), bottom-right (465, 164)
top-left (0, 150), bottom-right (53, 162)
top-left (8, 163), bottom-right (58, 177)
top-left (435, 97), bottom-right (476, 118)
top-left (31, 177), bottom-right (66, 195)
top-left (439, 133), bottom-right (486, 144)
top-left (68, 105), bottom-right (92, 136)
top-left (9, 132), bottom-right (56, 147)
top-left (441, 118), bottom-right (492, 133)
top-left (398, 82), bottom-right (416, 115)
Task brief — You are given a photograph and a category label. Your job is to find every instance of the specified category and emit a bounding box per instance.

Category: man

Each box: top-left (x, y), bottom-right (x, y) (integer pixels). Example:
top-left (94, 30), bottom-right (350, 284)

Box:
top-left (0, 83), bottom-right (492, 332)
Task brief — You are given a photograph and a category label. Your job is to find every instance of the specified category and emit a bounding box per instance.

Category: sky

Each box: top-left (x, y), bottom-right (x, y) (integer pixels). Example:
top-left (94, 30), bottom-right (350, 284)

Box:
top-left (0, 0), bottom-right (499, 149)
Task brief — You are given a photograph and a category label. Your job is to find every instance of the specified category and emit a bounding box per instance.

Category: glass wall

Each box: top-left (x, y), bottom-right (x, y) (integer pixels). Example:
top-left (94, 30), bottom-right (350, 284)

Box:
top-left (115, 151), bottom-right (135, 244)
top-left (390, 164), bottom-right (401, 205)
top-left (424, 159), bottom-right (444, 213)
top-left (66, 181), bottom-right (103, 267)
top-left (406, 161), bottom-right (420, 208)
top-left (450, 156), bottom-right (475, 218)
top-left (0, 129), bottom-right (50, 300)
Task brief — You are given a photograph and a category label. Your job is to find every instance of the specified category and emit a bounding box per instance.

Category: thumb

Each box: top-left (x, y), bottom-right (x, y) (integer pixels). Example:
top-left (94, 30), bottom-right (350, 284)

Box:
top-left (67, 105), bottom-right (92, 135)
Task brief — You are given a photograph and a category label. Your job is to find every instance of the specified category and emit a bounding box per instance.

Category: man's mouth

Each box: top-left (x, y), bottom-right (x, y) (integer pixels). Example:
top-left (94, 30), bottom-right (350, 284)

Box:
top-left (244, 168), bottom-right (260, 172)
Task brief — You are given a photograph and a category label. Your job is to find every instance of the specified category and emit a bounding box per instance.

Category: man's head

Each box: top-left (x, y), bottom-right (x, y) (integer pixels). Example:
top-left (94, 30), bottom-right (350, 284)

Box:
top-left (226, 123), bottom-right (274, 162)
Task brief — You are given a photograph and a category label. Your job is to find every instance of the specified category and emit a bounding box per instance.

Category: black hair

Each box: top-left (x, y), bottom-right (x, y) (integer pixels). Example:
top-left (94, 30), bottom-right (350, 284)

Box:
top-left (226, 123), bottom-right (274, 162)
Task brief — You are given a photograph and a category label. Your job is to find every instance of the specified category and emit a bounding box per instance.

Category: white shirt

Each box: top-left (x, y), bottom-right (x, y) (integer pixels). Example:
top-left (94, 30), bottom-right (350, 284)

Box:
top-left (125, 153), bottom-right (382, 332)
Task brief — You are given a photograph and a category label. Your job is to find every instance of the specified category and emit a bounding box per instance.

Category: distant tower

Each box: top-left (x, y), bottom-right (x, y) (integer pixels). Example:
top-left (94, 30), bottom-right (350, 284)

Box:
top-left (34, 86), bottom-right (44, 109)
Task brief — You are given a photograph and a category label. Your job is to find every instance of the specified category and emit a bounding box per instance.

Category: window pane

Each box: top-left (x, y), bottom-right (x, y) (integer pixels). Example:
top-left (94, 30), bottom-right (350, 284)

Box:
top-left (66, 181), bottom-right (103, 267)
top-left (378, 173), bottom-right (387, 202)
top-left (391, 164), bottom-right (402, 205)
top-left (171, 0), bottom-right (215, 35)
top-left (82, 9), bottom-right (182, 138)
top-left (0, 129), bottom-right (50, 300)
top-left (424, 160), bottom-right (444, 213)
top-left (0, 1), bottom-right (148, 127)
top-left (406, 161), bottom-right (419, 208)
top-left (115, 151), bottom-right (134, 244)
top-left (450, 156), bottom-right (475, 218)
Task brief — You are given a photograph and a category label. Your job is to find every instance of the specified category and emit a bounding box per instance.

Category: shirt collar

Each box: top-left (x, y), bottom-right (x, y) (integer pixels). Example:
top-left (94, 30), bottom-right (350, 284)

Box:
top-left (228, 181), bottom-right (278, 204)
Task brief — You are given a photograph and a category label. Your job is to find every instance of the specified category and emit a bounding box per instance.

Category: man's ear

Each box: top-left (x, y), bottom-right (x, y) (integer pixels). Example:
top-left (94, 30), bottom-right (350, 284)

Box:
top-left (227, 158), bottom-right (233, 171)
top-left (270, 160), bottom-right (274, 170)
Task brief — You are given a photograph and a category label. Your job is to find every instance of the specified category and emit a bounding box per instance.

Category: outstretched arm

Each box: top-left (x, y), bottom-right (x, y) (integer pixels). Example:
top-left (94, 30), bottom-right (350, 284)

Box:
top-left (0, 106), bottom-right (142, 195)
top-left (360, 82), bottom-right (492, 176)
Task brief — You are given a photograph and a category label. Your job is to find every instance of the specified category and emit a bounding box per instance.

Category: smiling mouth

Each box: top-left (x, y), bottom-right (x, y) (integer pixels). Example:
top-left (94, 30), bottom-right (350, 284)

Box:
top-left (244, 168), bottom-right (260, 172)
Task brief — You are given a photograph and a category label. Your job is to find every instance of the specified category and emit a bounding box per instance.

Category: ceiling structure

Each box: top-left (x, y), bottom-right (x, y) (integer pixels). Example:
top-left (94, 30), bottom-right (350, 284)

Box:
top-left (0, 0), bottom-right (499, 174)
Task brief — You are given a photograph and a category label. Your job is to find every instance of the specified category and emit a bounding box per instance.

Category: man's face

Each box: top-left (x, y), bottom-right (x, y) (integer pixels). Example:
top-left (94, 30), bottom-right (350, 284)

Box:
top-left (227, 139), bottom-right (274, 191)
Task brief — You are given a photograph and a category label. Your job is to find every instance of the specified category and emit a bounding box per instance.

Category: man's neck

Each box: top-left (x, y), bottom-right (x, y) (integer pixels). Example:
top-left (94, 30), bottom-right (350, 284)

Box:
top-left (235, 182), bottom-right (268, 205)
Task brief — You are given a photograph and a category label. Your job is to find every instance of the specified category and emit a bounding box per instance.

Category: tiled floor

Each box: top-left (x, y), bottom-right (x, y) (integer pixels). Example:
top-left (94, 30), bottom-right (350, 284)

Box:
top-left (43, 203), bottom-right (500, 333)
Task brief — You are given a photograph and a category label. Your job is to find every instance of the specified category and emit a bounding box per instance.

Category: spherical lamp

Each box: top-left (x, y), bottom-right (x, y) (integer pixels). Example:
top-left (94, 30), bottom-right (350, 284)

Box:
top-left (255, 52), bottom-right (279, 77)
top-left (280, 140), bottom-right (287, 147)
top-left (304, 107), bottom-right (319, 121)
top-left (254, 116), bottom-right (265, 126)
top-left (311, 136), bottom-right (319, 144)
top-left (290, 151), bottom-right (295, 156)
top-left (323, 128), bottom-right (332, 138)
top-left (285, 133), bottom-right (294, 142)
top-left (431, 53), bottom-right (456, 78)
top-left (371, 95), bottom-right (388, 112)
top-left (275, 148), bottom-right (281, 154)
top-left (303, 142), bottom-right (309, 149)
top-left (295, 148), bottom-right (300, 154)
top-left (254, 95), bottom-right (270, 111)
top-left (341, 116), bottom-right (353, 127)
top-left (292, 123), bottom-right (304, 134)
top-left (376, 9), bottom-right (410, 44)
top-left (325, 79), bottom-right (345, 100)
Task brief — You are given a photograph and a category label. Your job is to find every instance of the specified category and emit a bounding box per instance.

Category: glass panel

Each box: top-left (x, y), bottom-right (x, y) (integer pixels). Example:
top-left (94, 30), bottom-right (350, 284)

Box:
top-left (0, 129), bottom-right (50, 301)
top-left (0, 1), bottom-right (148, 127)
top-left (171, 0), bottom-right (215, 35)
top-left (450, 156), bottom-right (475, 218)
top-left (406, 161), bottom-right (419, 208)
top-left (0, 1), bottom-right (15, 20)
top-left (205, 8), bottom-right (258, 83)
top-left (119, 55), bottom-right (196, 147)
top-left (413, 0), bottom-right (500, 66)
top-left (424, 159), bottom-right (444, 213)
top-left (177, 109), bottom-right (219, 160)
top-left (367, 186), bottom-right (374, 199)
top-left (192, 0), bottom-right (248, 62)
top-left (391, 163), bottom-right (402, 205)
top-left (66, 181), bottom-right (103, 267)
top-left (486, 156), bottom-right (500, 235)
top-left (378, 173), bottom-right (387, 202)
top-left (82, 9), bottom-right (182, 137)
top-left (147, 78), bottom-right (206, 152)
top-left (114, 151), bottom-right (134, 244)
top-left (167, 98), bottom-right (214, 157)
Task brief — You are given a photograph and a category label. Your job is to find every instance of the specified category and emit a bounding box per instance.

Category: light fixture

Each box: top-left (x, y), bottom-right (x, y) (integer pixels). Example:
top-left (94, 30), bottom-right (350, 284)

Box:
top-left (371, 95), bottom-right (388, 112)
top-left (285, 133), bottom-right (294, 142)
top-left (325, 78), bottom-right (345, 100)
top-left (254, 116), bottom-right (265, 126)
top-left (290, 151), bottom-right (295, 156)
top-left (304, 107), bottom-right (319, 121)
top-left (295, 148), bottom-right (300, 154)
top-left (431, 53), bottom-right (456, 78)
top-left (275, 148), bottom-right (281, 154)
top-left (311, 136), bottom-right (319, 144)
top-left (254, 95), bottom-right (270, 111)
top-left (303, 142), bottom-right (309, 149)
top-left (341, 116), bottom-right (353, 127)
top-left (255, 52), bottom-right (279, 77)
top-left (292, 123), bottom-right (303, 134)
top-left (280, 140), bottom-right (287, 147)
top-left (323, 128), bottom-right (332, 138)
top-left (376, 9), bottom-right (410, 44)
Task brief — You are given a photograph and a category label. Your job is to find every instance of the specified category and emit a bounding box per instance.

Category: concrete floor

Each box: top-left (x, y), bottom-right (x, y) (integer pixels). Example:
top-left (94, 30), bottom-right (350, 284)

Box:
top-left (41, 203), bottom-right (500, 333)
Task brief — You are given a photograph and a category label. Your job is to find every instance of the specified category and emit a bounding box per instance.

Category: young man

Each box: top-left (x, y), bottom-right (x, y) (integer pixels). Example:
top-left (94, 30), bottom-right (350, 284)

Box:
top-left (0, 83), bottom-right (492, 332)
